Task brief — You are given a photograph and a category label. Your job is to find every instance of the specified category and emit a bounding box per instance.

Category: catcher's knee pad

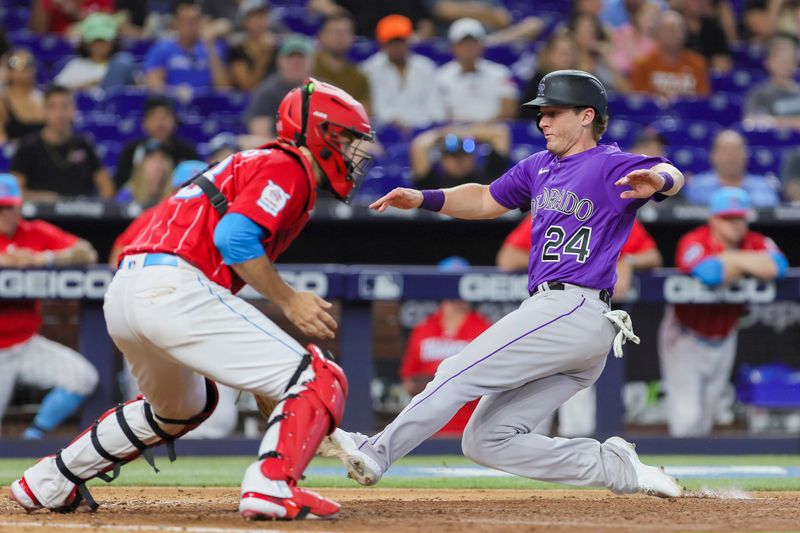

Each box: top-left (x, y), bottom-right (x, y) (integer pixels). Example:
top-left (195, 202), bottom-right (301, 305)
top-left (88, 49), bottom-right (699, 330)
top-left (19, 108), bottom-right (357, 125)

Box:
top-left (258, 345), bottom-right (347, 484)
top-left (24, 379), bottom-right (218, 512)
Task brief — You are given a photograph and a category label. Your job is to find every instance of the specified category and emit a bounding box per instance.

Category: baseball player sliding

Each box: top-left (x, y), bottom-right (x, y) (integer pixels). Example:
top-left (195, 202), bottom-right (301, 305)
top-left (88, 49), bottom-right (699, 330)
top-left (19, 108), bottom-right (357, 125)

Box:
top-left (10, 78), bottom-right (375, 521)
top-left (322, 70), bottom-right (685, 498)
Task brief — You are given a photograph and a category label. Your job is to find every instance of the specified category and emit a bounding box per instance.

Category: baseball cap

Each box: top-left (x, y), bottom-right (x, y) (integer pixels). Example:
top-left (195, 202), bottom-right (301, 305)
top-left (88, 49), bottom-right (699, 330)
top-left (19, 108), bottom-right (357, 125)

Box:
top-left (239, 0), bottom-right (269, 18)
top-left (171, 160), bottom-right (208, 189)
top-left (448, 18), bottom-right (486, 43)
top-left (709, 187), bottom-right (751, 218)
top-left (437, 256), bottom-right (470, 272)
top-left (279, 34), bottom-right (314, 57)
top-left (376, 14), bottom-right (413, 44)
top-left (79, 13), bottom-right (120, 42)
top-left (0, 173), bottom-right (22, 207)
top-left (442, 133), bottom-right (477, 155)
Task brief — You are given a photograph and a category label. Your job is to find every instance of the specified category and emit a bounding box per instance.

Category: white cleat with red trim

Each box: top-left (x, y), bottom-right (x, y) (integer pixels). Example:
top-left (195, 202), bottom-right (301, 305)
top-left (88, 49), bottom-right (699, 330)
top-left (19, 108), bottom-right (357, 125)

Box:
top-left (238, 460), bottom-right (339, 520)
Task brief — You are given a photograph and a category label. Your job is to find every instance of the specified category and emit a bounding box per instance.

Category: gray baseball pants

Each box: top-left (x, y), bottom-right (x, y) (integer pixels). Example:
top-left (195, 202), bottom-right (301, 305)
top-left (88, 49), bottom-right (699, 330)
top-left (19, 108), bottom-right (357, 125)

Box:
top-left (359, 286), bottom-right (639, 493)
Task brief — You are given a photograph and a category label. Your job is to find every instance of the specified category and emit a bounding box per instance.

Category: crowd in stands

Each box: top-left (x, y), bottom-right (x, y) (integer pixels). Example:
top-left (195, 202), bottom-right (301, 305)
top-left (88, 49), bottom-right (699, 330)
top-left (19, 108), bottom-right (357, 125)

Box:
top-left (1, 0), bottom-right (800, 209)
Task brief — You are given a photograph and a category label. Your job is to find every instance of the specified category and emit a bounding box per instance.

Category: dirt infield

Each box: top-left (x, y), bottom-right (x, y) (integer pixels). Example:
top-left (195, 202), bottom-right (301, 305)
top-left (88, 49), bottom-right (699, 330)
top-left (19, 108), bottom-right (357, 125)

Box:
top-left (1, 487), bottom-right (799, 532)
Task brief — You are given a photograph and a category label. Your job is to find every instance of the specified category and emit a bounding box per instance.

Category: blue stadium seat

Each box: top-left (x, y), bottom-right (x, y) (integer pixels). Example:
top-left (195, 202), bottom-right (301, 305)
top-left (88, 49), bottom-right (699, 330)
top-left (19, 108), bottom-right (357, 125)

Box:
top-left (349, 38), bottom-right (379, 63)
top-left (74, 91), bottom-right (102, 114)
top-left (667, 146), bottom-right (709, 174)
top-left (670, 93), bottom-right (743, 126)
top-left (729, 41), bottom-right (766, 71)
top-left (79, 115), bottom-right (141, 145)
top-left (120, 39), bottom-right (154, 61)
top-left (188, 91), bottom-right (251, 117)
top-left (484, 43), bottom-right (525, 67)
top-left (353, 166), bottom-right (412, 204)
top-left (271, 5), bottom-right (322, 35)
top-left (510, 143), bottom-right (543, 163)
top-left (649, 117), bottom-right (722, 148)
top-left (711, 68), bottom-right (768, 94)
top-left (10, 31), bottom-right (74, 66)
top-left (607, 93), bottom-right (663, 121)
top-left (748, 145), bottom-right (782, 176)
top-left (95, 141), bottom-right (122, 170)
top-left (374, 124), bottom-right (408, 146)
top-left (603, 118), bottom-right (643, 149)
top-left (0, 144), bottom-right (16, 172)
top-left (412, 40), bottom-right (452, 66)
top-left (734, 124), bottom-right (800, 146)
top-left (0, 6), bottom-right (30, 32)
top-left (104, 88), bottom-right (161, 116)
top-left (507, 120), bottom-right (543, 145)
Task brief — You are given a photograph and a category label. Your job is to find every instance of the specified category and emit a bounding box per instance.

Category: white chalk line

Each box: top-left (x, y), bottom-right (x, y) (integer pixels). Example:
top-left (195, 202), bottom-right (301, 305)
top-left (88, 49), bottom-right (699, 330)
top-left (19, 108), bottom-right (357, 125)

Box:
top-left (0, 520), bottom-right (333, 533)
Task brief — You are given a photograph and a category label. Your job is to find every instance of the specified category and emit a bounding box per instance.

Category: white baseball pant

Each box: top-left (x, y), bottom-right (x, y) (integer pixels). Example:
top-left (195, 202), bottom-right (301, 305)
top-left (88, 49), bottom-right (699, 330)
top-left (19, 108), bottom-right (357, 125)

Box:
top-left (0, 335), bottom-right (98, 436)
top-left (658, 306), bottom-right (737, 437)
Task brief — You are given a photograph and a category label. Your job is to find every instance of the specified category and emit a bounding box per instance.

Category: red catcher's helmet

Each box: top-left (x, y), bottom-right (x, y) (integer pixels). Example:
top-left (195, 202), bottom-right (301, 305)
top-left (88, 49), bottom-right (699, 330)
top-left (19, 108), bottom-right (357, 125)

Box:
top-left (276, 78), bottom-right (374, 202)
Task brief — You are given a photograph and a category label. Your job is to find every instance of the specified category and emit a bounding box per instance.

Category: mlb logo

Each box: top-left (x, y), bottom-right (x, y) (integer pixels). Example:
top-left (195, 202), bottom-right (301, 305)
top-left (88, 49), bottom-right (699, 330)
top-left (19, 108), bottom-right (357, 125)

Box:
top-left (537, 81), bottom-right (545, 98)
top-left (358, 272), bottom-right (403, 300)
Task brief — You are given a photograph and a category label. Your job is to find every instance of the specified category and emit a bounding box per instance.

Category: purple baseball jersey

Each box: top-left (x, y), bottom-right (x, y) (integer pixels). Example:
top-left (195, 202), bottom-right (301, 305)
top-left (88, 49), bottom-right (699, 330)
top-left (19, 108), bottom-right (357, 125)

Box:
top-left (489, 143), bottom-right (669, 294)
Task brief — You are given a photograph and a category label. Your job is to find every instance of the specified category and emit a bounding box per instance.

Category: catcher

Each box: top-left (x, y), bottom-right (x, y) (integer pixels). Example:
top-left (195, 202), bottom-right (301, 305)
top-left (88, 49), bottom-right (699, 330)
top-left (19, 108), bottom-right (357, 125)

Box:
top-left (10, 78), bottom-right (374, 521)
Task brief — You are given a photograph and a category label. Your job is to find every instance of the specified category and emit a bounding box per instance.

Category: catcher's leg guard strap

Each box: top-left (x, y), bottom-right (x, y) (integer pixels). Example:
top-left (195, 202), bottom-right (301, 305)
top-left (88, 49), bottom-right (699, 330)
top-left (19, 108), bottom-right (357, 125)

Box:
top-left (257, 345), bottom-right (348, 484)
top-left (23, 380), bottom-right (218, 511)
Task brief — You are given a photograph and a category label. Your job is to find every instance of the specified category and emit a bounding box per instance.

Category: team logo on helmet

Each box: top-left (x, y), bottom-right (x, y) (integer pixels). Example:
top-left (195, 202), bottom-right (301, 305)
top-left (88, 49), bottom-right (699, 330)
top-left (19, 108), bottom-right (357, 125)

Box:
top-left (537, 80), bottom-right (545, 98)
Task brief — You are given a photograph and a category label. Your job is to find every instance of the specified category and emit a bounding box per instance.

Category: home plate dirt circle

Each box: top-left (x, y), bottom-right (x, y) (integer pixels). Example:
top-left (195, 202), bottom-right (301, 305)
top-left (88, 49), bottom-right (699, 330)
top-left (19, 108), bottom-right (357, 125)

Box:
top-left (1, 487), bottom-right (799, 532)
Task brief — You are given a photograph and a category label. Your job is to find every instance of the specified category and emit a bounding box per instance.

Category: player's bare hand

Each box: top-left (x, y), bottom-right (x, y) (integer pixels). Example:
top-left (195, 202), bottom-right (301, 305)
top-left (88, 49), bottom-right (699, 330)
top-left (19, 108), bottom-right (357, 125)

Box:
top-left (283, 291), bottom-right (337, 340)
top-left (615, 169), bottom-right (664, 199)
top-left (368, 188), bottom-right (424, 212)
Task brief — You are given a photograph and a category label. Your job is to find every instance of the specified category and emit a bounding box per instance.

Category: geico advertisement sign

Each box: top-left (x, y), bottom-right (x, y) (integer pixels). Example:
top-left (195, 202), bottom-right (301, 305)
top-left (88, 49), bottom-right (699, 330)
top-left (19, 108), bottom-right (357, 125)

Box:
top-left (239, 271), bottom-right (329, 299)
top-left (663, 275), bottom-right (776, 304)
top-left (458, 274), bottom-right (529, 302)
top-left (0, 269), bottom-right (113, 299)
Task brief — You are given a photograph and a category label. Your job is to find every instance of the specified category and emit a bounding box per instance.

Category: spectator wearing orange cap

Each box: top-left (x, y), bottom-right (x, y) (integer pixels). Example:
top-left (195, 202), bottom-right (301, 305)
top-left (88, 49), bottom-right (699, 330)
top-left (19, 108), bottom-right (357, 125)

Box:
top-left (361, 15), bottom-right (444, 129)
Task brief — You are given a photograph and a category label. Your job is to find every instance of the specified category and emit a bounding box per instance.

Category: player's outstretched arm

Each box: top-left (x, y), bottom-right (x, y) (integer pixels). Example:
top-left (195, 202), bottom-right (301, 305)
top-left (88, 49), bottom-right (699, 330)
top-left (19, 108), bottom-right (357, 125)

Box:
top-left (369, 184), bottom-right (509, 220)
top-left (616, 163), bottom-right (684, 200)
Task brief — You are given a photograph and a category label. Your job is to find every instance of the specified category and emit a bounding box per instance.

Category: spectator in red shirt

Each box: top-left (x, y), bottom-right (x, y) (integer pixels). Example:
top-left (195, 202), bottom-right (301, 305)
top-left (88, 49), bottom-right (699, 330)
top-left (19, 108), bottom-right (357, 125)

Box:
top-left (659, 187), bottom-right (788, 436)
top-left (29, 0), bottom-right (114, 35)
top-left (0, 173), bottom-right (99, 439)
top-left (496, 214), bottom-right (662, 436)
top-left (399, 257), bottom-right (493, 435)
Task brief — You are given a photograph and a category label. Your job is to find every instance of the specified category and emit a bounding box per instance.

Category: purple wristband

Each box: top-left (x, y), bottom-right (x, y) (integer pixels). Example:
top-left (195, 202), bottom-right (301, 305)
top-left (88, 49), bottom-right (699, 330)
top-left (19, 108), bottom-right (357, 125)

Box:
top-left (420, 189), bottom-right (445, 211)
top-left (658, 171), bottom-right (674, 193)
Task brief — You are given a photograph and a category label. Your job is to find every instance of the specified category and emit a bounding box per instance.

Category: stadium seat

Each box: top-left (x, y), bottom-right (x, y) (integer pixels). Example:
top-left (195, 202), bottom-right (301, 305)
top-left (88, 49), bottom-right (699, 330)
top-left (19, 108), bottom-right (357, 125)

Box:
top-left (104, 88), bottom-right (162, 117)
top-left (349, 38), bottom-right (379, 63)
top-left (9, 31), bottom-right (74, 66)
top-left (188, 91), bottom-right (251, 117)
top-left (271, 5), bottom-right (322, 35)
top-left (649, 117), bottom-right (722, 148)
top-left (510, 143), bottom-right (543, 163)
top-left (607, 93), bottom-right (663, 122)
top-left (670, 93), bottom-right (743, 127)
top-left (0, 144), bottom-right (16, 172)
top-left (733, 124), bottom-right (800, 147)
top-left (0, 6), bottom-right (30, 31)
top-left (412, 40), bottom-right (452, 66)
top-left (748, 145), bottom-right (782, 176)
top-left (95, 141), bottom-right (122, 170)
top-left (711, 68), bottom-right (768, 94)
top-left (729, 41), bottom-right (766, 71)
top-left (374, 124), bottom-right (408, 146)
top-left (666, 146), bottom-right (709, 174)
top-left (353, 166), bottom-right (412, 204)
top-left (603, 118), bottom-right (643, 149)
top-left (484, 43), bottom-right (526, 66)
top-left (74, 91), bottom-right (102, 114)
top-left (507, 120), bottom-right (543, 145)
top-left (120, 39), bottom-right (154, 61)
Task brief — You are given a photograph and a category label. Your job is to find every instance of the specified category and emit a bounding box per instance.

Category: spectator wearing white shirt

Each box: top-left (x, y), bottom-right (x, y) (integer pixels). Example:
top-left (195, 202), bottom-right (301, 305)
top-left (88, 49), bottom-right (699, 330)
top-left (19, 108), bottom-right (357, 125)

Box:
top-left (436, 17), bottom-right (518, 123)
top-left (361, 14), bottom-right (444, 129)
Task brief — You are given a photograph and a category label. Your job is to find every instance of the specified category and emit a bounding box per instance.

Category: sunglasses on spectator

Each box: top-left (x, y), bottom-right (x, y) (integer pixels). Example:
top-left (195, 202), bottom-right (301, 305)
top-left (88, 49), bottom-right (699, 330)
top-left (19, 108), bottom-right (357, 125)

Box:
top-left (7, 55), bottom-right (34, 71)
